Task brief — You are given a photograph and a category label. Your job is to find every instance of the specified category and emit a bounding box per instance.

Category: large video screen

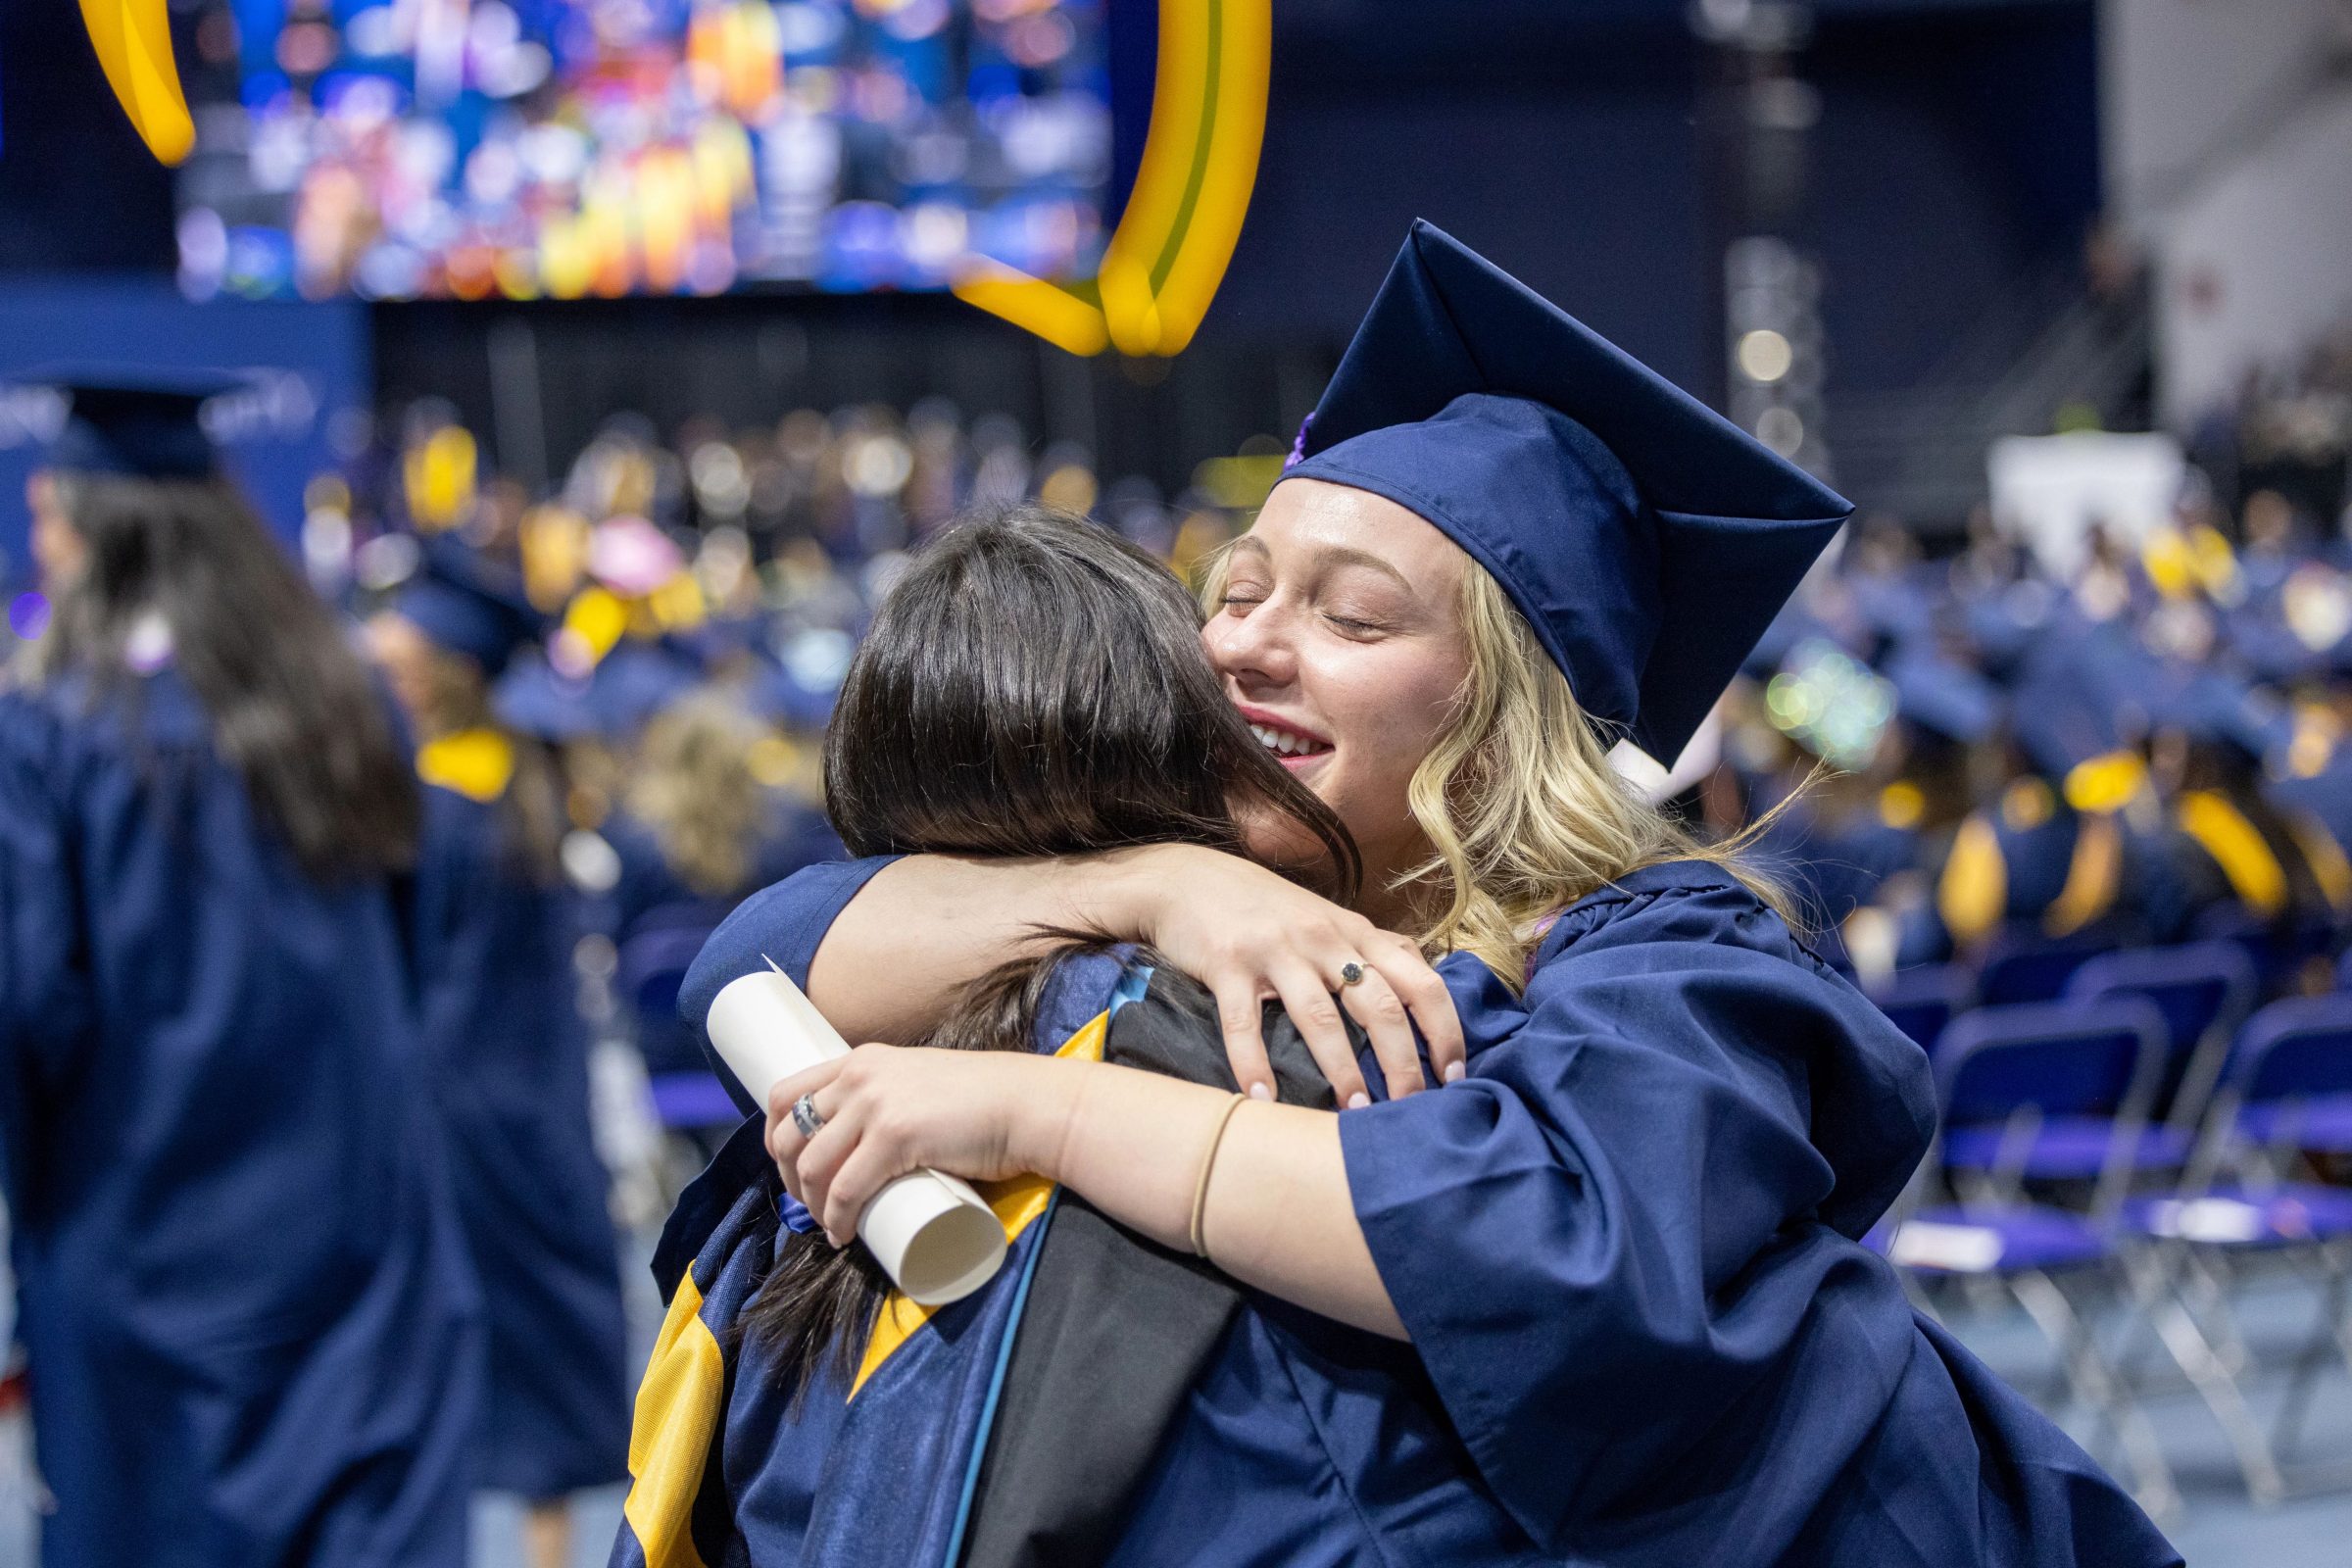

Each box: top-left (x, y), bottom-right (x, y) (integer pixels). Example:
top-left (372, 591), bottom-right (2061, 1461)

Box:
top-left (174, 0), bottom-right (1110, 302)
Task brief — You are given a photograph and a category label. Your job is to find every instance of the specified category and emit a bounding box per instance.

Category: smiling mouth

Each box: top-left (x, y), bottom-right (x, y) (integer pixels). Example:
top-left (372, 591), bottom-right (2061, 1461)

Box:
top-left (1248, 722), bottom-right (1334, 762)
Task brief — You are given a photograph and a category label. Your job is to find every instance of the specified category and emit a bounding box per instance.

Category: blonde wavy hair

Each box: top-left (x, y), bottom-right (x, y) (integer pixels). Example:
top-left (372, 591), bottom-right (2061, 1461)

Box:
top-left (625, 694), bottom-right (777, 898)
top-left (1204, 542), bottom-right (1793, 986)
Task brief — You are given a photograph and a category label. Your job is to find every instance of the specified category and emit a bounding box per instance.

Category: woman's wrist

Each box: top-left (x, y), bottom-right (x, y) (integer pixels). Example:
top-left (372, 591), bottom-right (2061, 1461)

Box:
top-left (1086, 842), bottom-right (1233, 946)
top-left (1007, 1054), bottom-right (1099, 1184)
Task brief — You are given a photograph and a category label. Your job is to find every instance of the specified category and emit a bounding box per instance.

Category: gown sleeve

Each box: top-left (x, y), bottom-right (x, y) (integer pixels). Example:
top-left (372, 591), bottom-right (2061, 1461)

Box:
top-left (0, 699), bottom-right (96, 1174)
top-left (678, 855), bottom-right (903, 1027)
top-left (1338, 876), bottom-right (1936, 1555)
top-left (676, 856), bottom-right (903, 1112)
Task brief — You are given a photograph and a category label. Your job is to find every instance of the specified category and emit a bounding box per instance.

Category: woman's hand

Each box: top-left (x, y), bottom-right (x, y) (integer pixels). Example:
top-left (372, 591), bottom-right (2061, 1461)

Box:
top-left (1104, 845), bottom-right (1465, 1107)
top-left (764, 1047), bottom-right (1078, 1247)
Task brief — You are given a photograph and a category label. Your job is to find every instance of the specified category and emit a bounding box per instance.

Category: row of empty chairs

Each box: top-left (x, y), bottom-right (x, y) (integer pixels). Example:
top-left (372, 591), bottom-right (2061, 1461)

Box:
top-left (1870, 932), bottom-right (2352, 1517)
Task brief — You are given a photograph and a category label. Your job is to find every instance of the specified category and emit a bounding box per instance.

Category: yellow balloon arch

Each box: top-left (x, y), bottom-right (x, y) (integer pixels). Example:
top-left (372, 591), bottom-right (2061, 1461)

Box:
top-left (952, 0), bottom-right (1270, 357)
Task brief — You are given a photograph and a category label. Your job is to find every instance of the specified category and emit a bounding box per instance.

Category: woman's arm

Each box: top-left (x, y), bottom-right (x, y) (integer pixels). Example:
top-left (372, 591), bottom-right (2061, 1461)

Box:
top-left (743, 845), bottom-right (1464, 1103)
top-left (803, 855), bottom-right (1115, 1041)
top-left (765, 1046), bottom-right (1406, 1340)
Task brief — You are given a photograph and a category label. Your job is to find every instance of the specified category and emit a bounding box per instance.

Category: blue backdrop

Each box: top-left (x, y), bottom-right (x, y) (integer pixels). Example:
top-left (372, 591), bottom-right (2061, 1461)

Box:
top-left (0, 282), bottom-right (368, 578)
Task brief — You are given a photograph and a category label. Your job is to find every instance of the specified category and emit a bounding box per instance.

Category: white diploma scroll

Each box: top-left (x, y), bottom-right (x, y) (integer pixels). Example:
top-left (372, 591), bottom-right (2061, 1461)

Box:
top-left (705, 965), bottom-right (1007, 1305)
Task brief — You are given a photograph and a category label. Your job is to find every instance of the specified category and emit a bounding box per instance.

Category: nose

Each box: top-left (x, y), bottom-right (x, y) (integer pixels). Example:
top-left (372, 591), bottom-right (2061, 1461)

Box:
top-left (1204, 598), bottom-right (1297, 691)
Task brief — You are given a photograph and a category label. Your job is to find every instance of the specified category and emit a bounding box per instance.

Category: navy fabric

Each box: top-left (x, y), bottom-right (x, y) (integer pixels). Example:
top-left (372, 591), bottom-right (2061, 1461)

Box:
top-left (410, 785), bottom-right (631, 1498)
top-left (1283, 220), bottom-right (1851, 764)
top-left (30, 368), bottom-right (240, 480)
top-left (683, 855), bottom-right (2179, 1567)
top-left (1341, 860), bottom-right (2178, 1566)
top-left (623, 951), bottom-right (1139, 1568)
top-left (0, 670), bottom-right (481, 1567)
top-left (396, 538), bottom-right (546, 678)
top-left (678, 853), bottom-right (901, 1097)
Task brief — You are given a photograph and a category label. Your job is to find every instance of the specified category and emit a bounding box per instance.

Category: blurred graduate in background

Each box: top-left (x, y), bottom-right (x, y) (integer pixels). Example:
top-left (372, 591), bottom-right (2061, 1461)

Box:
top-left (368, 541), bottom-right (632, 1568)
top-left (0, 375), bottom-right (481, 1566)
top-left (601, 693), bottom-right (841, 1075)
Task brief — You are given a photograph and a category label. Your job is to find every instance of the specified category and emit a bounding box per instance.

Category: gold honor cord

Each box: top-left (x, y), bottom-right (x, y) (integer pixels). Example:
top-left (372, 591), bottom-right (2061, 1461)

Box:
top-left (953, 0), bottom-right (1272, 357)
top-left (80, 0), bottom-right (196, 165)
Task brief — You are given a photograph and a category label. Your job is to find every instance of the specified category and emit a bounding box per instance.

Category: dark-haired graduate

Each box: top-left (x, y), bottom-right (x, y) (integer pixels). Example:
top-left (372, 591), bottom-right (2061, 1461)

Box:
top-left (0, 376), bottom-right (480, 1566)
top-left (368, 541), bottom-right (632, 1568)
top-left (662, 226), bottom-right (2180, 1567)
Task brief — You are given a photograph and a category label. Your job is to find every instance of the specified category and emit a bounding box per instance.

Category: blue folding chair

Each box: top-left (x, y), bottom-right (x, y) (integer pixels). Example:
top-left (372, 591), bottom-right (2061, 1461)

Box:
top-left (2066, 940), bottom-right (2259, 1133)
top-left (2195, 903), bottom-right (2336, 989)
top-left (1885, 996), bottom-right (2178, 1513)
top-left (2113, 994), bottom-right (2352, 1502)
top-left (617, 925), bottom-right (718, 1075)
top-left (1975, 929), bottom-right (2120, 1007)
top-left (647, 1070), bottom-right (744, 1130)
top-left (2226, 994), bottom-right (2352, 1164)
top-left (1867, 962), bottom-right (1973, 1058)
top-left (616, 924), bottom-right (744, 1133)
top-left (1935, 999), bottom-right (2180, 1193)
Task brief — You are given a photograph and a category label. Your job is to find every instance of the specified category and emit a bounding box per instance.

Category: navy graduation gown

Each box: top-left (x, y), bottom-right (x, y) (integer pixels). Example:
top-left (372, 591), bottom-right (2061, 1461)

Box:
top-left (0, 671), bottom-right (481, 1568)
top-left (411, 779), bottom-right (631, 1498)
top-left (634, 946), bottom-right (1546, 1568)
top-left (673, 857), bottom-right (2180, 1568)
top-left (1343, 861), bottom-right (2178, 1566)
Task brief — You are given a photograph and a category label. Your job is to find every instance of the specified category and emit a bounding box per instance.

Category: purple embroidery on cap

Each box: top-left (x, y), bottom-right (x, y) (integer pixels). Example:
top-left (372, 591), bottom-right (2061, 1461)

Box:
top-left (1283, 413), bottom-right (1316, 470)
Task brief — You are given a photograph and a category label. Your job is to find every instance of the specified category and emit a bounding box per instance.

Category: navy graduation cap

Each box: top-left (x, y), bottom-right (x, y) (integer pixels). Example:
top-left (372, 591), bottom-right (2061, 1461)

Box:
top-left (1886, 650), bottom-right (2002, 747)
top-left (29, 367), bottom-right (245, 481)
top-left (2156, 669), bottom-right (2293, 767)
top-left (1282, 220), bottom-right (1852, 765)
top-left (395, 537), bottom-right (546, 678)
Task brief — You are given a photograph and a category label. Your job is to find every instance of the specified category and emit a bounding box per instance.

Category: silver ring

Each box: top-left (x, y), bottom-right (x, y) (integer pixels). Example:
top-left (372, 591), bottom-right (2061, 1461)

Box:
top-left (1338, 960), bottom-right (1366, 987)
top-left (792, 1093), bottom-right (826, 1140)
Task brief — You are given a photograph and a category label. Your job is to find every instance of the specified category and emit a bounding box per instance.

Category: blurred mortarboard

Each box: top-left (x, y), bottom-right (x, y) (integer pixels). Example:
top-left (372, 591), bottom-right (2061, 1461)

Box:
top-left (2225, 612), bottom-right (2326, 690)
top-left (2154, 669), bottom-right (2294, 766)
top-left (24, 367), bottom-right (244, 481)
top-left (2007, 625), bottom-right (2138, 778)
top-left (1886, 650), bottom-right (2002, 746)
top-left (493, 655), bottom-right (605, 744)
top-left (1960, 581), bottom-right (2056, 683)
top-left (1848, 570), bottom-right (1939, 653)
top-left (496, 641), bottom-right (699, 741)
top-left (1282, 220), bottom-right (1851, 765)
top-left (394, 537), bottom-right (546, 678)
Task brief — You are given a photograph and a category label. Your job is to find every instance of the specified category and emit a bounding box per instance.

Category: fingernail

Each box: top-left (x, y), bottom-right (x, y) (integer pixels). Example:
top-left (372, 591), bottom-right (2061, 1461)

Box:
top-left (1347, 1092), bottom-right (1370, 1110)
top-left (1249, 1081), bottom-right (1274, 1102)
top-left (1444, 1061), bottom-right (1465, 1084)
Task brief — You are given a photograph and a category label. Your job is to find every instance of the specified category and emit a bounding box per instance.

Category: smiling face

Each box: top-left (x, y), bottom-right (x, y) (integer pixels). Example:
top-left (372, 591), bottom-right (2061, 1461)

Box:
top-left (1204, 477), bottom-right (1474, 918)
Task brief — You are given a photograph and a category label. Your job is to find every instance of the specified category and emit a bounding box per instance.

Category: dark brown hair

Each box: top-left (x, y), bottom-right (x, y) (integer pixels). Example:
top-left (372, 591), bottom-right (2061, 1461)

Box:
top-left (745, 504), bottom-right (1357, 1395)
top-left (35, 472), bottom-right (418, 880)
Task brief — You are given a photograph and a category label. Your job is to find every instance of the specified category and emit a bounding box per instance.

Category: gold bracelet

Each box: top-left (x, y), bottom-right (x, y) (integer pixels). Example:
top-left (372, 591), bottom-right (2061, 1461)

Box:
top-left (1189, 1093), bottom-right (1248, 1259)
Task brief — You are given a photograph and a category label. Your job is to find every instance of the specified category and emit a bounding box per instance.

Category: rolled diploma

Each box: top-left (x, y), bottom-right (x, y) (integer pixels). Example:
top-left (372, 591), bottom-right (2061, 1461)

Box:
top-left (705, 965), bottom-right (1007, 1305)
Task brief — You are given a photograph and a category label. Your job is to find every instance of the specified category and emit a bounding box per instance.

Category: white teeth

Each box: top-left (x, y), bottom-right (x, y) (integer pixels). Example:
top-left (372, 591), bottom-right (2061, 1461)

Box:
top-left (1250, 723), bottom-right (1319, 759)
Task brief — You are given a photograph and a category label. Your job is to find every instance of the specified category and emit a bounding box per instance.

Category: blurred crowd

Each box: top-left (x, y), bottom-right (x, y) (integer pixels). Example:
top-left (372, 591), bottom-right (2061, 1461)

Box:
top-left (312, 398), bottom-right (1254, 1056)
top-left (1725, 486), bottom-right (2352, 997)
top-left (163, 391), bottom-right (2352, 1023)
